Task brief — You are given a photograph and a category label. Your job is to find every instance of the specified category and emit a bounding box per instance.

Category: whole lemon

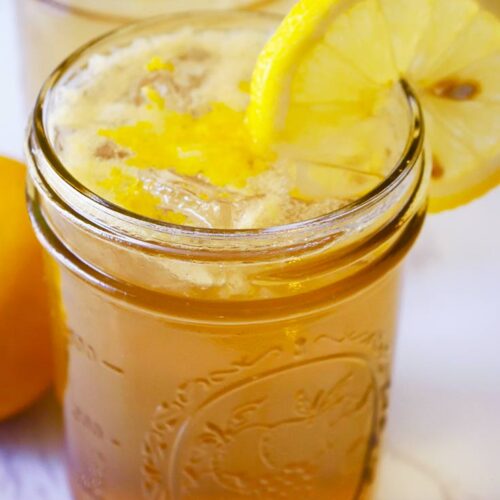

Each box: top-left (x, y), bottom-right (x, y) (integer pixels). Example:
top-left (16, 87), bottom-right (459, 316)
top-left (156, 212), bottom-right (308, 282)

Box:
top-left (0, 156), bottom-right (52, 420)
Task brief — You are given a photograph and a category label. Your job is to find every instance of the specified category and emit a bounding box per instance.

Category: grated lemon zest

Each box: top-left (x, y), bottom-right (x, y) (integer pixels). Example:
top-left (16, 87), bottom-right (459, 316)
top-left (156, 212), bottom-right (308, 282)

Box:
top-left (100, 102), bottom-right (275, 189)
top-left (143, 86), bottom-right (165, 110)
top-left (99, 167), bottom-right (187, 224)
top-left (146, 56), bottom-right (175, 72)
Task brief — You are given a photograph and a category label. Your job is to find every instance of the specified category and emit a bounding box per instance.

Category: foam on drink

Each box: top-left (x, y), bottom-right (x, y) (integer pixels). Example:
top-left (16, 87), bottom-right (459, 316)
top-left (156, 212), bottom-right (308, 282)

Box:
top-left (49, 26), bottom-right (408, 229)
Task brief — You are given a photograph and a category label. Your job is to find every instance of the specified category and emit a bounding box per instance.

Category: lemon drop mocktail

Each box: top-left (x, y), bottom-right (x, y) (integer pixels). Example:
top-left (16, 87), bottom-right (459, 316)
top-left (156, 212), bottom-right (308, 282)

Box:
top-left (27, 12), bottom-right (425, 500)
top-left (25, 0), bottom-right (499, 499)
top-left (15, 0), bottom-right (297, 105)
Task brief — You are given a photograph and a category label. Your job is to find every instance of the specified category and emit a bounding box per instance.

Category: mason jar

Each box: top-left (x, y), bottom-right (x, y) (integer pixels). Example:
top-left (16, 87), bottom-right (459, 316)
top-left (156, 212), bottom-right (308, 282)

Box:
top-left (25, 10), bottom-right (429, 500)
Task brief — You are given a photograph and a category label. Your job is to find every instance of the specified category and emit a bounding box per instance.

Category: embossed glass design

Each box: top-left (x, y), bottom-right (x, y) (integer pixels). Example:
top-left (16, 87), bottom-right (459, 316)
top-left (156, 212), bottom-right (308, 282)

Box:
top-left (26, 11), bottom-right (429, 500)
top-left (15, 0), bottom-right (295, 105)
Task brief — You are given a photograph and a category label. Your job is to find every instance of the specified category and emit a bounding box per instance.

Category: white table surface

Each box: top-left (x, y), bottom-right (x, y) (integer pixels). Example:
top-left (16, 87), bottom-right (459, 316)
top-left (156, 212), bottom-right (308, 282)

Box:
top-left (0, 1), bottom-right (499, 499)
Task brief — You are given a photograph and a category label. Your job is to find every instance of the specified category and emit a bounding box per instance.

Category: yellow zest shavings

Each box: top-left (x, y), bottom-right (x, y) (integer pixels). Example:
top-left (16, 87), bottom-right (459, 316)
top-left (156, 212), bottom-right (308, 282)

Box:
top-left (99, 167), bottom-right (187, 224)
top-left (289, 187), bottom-right (312, 202)
top-left (99, 100), bottom-right (274, 188)
top-left (143, 86), bottom-right (165, 110)
top-left (161, 210), bottom-right (188, 225)
top-left (238, 81), bottom-right (251, 94)
top-left (146, 56), bottom-right (174, 73)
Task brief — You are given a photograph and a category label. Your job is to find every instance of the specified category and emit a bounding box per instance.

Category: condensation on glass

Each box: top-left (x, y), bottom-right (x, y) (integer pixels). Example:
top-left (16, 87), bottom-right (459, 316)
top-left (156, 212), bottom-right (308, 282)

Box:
top-left (25, 11), bottom-right (429, 500)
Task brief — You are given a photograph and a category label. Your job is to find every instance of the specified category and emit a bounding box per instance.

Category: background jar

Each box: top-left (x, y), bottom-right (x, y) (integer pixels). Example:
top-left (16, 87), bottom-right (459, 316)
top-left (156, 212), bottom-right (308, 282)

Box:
top-left (15, 0), bottom-right (295, 106)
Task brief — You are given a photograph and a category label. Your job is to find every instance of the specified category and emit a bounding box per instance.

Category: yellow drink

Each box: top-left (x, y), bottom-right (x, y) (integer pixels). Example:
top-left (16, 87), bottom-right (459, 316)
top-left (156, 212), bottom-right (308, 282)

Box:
top-left (26, 11), bottom-right (428, 500)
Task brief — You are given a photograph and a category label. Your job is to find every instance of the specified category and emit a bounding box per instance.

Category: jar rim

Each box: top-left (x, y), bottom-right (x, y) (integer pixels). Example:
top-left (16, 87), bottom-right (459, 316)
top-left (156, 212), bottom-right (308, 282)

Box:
top-left (29, 10), bottom-right (425, 247)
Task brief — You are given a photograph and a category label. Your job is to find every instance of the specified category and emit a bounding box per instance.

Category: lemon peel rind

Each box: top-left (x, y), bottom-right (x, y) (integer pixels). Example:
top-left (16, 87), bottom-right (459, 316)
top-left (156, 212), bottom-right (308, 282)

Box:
top-left (246, 0), bottom-right (337, 147)
top-left (428, 167), bottom-right (500, 213)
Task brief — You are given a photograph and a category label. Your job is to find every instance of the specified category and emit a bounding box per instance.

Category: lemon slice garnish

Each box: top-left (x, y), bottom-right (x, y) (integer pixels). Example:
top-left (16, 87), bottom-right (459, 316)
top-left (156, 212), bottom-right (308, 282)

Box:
top-left (247, 0), bottom-right (500, 211)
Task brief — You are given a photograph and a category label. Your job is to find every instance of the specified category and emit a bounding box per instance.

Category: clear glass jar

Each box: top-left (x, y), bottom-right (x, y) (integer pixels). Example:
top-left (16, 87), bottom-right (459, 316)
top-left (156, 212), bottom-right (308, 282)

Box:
top-left (15, 0), bottom-right (295, 106)
top-left (26, 11), bottom-right (429, 500)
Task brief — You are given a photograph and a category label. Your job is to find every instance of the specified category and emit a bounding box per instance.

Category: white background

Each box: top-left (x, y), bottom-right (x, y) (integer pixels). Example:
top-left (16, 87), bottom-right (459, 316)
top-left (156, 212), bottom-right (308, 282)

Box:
top-left (0, 0), bottom-right (499, 499)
